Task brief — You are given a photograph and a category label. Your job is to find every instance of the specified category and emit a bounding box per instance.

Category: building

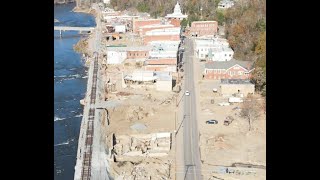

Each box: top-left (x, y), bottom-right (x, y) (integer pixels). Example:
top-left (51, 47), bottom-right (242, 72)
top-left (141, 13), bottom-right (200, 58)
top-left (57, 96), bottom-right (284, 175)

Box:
top-left (143, 35), bottom-right (180, 45)
top-left (114, 24), bottom-right (126, 33)
top-left (165, 1), bottom-right (188, 20)
top-left (138, 24), bottom-right (175, 36)
top-left (133, 19), bottom-right (162, 34)
top-left (124, 71), bottom-right (157, 82)
top-left (126, 46), bottom-right (152, 62)
top-left (203, 59), bottom-right (254, 80)
top-left (195, 38), bottom-right (233, 61)
top-left (148, 41), bottom-right (180, 58)
top-left (145, 58), bottom-right (177, 72)
top-left (155, 72), bottom-right (173, 91)
top-left (106, 46), bottom-right (127, 64)
top-left (220, 79), bottom-right (255, 97)
top-left (142, 27), bottom-right (181, 45)
top-left (189, 21), bottom-right (218, 37)
top-left (218, 0), bottom-right (235, 9)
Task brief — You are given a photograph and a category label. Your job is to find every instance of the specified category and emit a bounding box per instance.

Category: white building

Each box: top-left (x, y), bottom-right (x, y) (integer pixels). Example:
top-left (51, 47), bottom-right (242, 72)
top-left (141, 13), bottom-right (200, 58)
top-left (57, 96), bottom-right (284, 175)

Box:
top-left (155, 72), bottom-right (173, 91)
top-left (124, 71), bottom-right (157, 82)
top-left (194, 38), bottom-right (234, 61)
top-left (114, 25), bottom-right (126, 33)
top-left (145, 27), bottom-right (181, 36)
top-left (106, 47), bottom-right (127, 64)
top-left (103, 0), bottom-right (110, 4)
top-left (149, 41), bottom-right (180, 58)
top-left (218, 0), bottom-right (235, 9)
top-left (165, 1), bottom-right (188, 20)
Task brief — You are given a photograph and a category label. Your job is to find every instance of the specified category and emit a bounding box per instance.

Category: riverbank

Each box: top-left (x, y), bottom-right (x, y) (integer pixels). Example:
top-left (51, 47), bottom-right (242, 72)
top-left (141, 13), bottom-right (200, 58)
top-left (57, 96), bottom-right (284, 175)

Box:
top-left (72, 6), bottom-right (97, 62)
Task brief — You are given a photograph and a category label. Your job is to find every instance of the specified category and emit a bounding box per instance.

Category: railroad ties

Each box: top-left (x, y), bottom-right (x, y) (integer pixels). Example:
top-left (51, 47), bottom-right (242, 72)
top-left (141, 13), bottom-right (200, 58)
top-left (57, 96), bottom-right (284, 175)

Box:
top-left (81, 56), bottom-right (99, 180)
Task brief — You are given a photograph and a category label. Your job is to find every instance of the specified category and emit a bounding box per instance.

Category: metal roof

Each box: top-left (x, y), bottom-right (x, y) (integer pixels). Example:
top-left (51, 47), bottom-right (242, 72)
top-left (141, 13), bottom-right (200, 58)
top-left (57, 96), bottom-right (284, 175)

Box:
top-left (221, 79), bottom-right (253, 85)
top-left (204, 59), bottom-right (253, 70)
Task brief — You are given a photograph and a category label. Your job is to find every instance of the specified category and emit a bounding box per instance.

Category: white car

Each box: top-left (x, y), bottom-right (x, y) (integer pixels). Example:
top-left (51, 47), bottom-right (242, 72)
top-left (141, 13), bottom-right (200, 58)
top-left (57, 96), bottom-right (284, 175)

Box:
top-left (185, 91), bottom-right (190, 96)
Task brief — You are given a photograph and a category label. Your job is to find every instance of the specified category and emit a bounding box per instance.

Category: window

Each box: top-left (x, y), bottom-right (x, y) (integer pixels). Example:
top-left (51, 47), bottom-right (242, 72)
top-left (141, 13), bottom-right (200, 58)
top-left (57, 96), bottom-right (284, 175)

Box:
top-left (145, 53), bottom-right (147, 56)
top-left (229, 54), bottom-right (231, 57)
top-left (244, 72), bottom-right (249, 75)
top-left (225, 54), bottom-right (227, 56)
top-left (238, 71), bottom-right (242, 75)
top-left (214, 69), bottom-right (217, 73)
top-left (129, 53), bottom-right (131, 56)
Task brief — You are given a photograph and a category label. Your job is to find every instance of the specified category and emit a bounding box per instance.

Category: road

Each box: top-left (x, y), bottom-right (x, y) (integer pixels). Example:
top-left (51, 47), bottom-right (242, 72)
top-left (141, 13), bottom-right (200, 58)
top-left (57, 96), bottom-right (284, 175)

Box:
top-left (182, 37), bottom-right (202, 180)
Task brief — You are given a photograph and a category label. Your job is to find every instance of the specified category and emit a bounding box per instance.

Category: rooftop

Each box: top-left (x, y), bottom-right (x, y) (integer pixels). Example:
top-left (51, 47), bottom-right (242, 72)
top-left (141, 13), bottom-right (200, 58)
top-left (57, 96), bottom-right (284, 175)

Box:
top-left (146, 58), bottom-right (177, 65)
top-left (205, 59), bottom-right (253, 70)
top-left (221, 79), bottom-right (253, 85)
top-left (107, 46), bottom-right (152, 51)
top-left (155, 72), bottom-right (172, 81)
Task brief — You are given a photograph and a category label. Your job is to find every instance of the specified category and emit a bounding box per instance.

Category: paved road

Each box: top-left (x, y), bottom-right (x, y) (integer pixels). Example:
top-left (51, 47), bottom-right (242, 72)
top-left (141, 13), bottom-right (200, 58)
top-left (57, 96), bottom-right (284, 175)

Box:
top-left (182, 37), bottom-right (202, 180)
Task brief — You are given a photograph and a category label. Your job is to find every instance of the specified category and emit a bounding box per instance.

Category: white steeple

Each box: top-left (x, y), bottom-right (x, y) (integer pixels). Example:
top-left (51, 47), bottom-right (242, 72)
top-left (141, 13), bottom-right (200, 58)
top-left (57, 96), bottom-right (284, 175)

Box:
top-left (174, 2), bottom-right (182, 14)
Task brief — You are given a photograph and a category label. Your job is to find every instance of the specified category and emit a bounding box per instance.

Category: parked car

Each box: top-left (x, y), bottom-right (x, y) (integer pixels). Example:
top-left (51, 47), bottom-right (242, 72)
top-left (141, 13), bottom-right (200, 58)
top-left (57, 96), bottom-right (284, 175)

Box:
top-left (206, 120), bottom-right (218, 124)
top-left (185, 91), bottom-right (190, 96)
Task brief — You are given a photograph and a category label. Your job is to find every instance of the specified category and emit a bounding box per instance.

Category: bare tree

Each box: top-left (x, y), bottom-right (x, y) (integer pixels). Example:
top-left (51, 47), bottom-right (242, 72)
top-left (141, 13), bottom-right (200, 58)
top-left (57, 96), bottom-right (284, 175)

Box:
top-left (240, 96), bottom-right (261, 131)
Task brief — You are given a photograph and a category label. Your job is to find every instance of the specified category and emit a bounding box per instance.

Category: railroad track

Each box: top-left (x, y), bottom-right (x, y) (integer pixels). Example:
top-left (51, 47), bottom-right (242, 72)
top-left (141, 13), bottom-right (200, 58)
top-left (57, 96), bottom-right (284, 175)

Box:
top-left (80, 55), bottom-right (99, 180)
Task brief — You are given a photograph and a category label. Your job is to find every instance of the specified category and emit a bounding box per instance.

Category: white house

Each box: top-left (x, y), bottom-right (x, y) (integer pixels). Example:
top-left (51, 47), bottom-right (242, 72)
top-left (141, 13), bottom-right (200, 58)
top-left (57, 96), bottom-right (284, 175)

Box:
top-left (106, 47), bottom-right (127, 64)
top-left (218, 0), bottom-right (235, 9)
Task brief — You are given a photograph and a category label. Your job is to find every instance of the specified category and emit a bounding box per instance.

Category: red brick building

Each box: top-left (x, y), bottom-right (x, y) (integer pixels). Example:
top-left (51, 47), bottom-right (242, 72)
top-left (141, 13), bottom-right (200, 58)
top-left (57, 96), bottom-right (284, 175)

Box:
top-left (169, 19), bottom-right (181, 27)
top-left (145, 58), bottom-right (177, 72)
top-left (132, 19), bottom-right (162, 34)
top-left (138, 24), bottom-right (174, 36)
top-left (203, 59), bottom-right (254, 80)
top-left (143, 35), bottom-right (180, 45)
top-left (127, 50), bottom-right (149, 59)
top-left (189, 21), bottom-right (218, 37)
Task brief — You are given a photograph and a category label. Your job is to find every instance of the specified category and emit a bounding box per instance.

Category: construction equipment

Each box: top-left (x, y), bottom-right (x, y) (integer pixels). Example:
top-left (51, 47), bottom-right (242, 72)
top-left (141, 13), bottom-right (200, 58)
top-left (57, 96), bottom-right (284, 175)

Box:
top-left (224, 116), bottom-right (234, 126)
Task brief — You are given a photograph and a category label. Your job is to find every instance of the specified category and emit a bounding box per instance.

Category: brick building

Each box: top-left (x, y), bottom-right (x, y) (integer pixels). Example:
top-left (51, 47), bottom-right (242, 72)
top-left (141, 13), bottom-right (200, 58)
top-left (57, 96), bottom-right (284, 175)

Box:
top-left (189, 21), bottom-right (218, 37)
top-left (143, 35), bottom-right (180, 45)
top-left (132, 19), bottom-right (162, 34)
top-left (144, 58), bottom-right (177, 72)
top-left (203, 59), bottom-right (254, 80)
top-left (126, 46), bottom-right (152, 61)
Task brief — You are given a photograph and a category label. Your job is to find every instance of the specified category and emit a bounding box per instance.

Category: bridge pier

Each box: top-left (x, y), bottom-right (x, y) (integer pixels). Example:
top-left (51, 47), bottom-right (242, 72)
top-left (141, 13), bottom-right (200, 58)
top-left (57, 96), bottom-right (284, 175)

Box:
top-left (59, 30), bottom-right (62, 38)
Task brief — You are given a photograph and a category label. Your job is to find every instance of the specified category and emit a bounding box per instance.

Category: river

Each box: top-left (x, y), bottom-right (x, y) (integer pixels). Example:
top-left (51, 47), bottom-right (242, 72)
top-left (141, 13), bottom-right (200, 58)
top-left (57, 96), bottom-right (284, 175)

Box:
top-left (54, 3), bottom-right (96, 180)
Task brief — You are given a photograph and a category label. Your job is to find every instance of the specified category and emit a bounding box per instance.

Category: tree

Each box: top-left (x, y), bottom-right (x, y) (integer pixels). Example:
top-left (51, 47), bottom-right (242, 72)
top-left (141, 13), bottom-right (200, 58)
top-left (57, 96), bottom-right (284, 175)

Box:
top-left (181, 18), bottom-right (188, 28)
top-left (240, 96), bottom-right (261, 131)
top-left (251, 65), bottom-right (266, 92)
top-left (215, 10), bottom-right (225, 25)
top-left (137, 2), bottom-right (150, 12)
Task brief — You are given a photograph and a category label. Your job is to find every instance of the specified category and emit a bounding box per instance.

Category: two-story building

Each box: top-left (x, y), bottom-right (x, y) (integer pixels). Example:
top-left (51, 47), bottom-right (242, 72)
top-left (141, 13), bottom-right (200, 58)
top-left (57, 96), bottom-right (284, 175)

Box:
top-left (195, 38), bottom-right (234, 61)
top-left (189, 21), bottom-right (218, 37)
top-left (203, 59), bottom-right (254, 80)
